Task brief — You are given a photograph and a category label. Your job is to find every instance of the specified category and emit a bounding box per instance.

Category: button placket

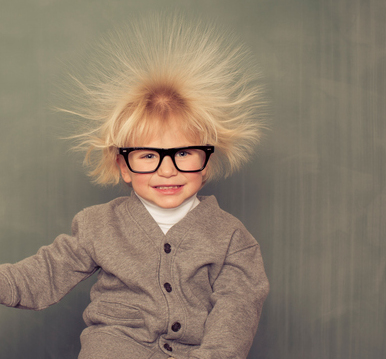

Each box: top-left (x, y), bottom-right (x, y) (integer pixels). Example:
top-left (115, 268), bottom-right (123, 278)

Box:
top-left (162, 240), bottom-right (174, 295)
top-left (160, 237), bottom-right (184, 344)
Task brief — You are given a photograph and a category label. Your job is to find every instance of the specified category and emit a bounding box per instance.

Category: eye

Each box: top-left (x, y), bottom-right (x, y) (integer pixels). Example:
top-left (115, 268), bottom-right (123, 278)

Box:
top-left (141, 153), bottom-right (157, 159)
top-left (131, 150), bottom-right (159, 161)
top-left (176, 150), bottom-right (191, 158)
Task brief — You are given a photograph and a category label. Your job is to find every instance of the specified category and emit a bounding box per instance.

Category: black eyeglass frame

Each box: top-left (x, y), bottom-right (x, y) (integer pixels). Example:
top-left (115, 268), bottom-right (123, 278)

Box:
top-left (118, 146), bottom-right (215, 174)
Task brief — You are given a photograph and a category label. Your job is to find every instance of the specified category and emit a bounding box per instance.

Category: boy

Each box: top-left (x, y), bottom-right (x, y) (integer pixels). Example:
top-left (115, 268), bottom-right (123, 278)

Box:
top-left (0, 14), bottom-right (269, 359)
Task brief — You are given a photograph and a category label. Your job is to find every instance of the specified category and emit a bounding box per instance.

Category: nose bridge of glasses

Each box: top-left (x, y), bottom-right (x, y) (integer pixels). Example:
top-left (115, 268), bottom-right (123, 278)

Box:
top-left (158, 149), bottom-right (178, 171)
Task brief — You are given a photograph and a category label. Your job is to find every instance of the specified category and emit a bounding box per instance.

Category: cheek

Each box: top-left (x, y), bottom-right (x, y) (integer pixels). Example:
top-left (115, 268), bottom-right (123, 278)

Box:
top-left (186, 173), bottom-right (205, 188)
top-left (130, 174), bottom-right (152, 190)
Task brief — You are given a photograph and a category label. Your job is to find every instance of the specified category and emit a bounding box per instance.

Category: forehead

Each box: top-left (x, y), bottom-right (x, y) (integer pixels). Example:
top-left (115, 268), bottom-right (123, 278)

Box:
top-left (130, 117), bottom-right (202, 147)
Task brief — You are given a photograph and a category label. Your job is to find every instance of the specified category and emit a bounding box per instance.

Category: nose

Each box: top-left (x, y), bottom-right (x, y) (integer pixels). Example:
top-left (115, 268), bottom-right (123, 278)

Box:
top-left (157, 155), bottom-right (178, 177)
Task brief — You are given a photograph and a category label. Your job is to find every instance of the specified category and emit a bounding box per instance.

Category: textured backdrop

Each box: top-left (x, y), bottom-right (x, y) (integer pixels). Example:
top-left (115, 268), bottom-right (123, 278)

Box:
top-left (0, 0), bottom-right (385, 358)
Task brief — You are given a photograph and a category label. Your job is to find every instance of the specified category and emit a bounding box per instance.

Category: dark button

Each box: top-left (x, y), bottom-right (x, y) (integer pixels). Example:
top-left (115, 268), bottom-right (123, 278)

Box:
top-left (164, 283), bottom-right (172, 292)
top-left (164, 243), bottom-right (172, 254)
top-left (164, 343), bottom-right (173, 352)
top-left (172, 322), bottom-right (181, 332)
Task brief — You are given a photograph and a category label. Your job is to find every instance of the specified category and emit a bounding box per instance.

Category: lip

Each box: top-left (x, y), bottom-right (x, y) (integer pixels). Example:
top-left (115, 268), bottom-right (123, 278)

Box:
top-left (152, 184), bottom-right (184, 195)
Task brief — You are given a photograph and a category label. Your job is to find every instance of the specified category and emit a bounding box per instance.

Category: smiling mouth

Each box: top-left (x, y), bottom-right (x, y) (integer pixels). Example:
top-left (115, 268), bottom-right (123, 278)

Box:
top-left (154, 185), bottom-right (183, 190)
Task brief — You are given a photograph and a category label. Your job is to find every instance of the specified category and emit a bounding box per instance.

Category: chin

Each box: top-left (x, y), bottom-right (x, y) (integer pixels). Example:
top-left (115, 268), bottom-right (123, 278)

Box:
top-left (157, 201), bottom-right (182, 209)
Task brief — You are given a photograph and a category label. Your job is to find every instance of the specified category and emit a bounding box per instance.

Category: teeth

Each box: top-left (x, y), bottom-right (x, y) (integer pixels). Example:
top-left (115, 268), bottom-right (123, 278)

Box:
top-left (157, 186), bottom-right (180, 190)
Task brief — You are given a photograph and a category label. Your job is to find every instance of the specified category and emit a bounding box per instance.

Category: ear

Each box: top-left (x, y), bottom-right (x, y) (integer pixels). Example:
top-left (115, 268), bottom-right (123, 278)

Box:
top-left (117, 155), bottom-right (132, 184)
top-left (201, 166), bottom-right (208, 178)
top-left (198, 165), bottom-right (209, 188)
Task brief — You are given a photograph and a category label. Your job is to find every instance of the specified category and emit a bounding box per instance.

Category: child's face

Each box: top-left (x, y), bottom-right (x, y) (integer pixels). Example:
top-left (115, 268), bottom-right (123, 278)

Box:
top-left (117, 122), bottom-right (208, 209)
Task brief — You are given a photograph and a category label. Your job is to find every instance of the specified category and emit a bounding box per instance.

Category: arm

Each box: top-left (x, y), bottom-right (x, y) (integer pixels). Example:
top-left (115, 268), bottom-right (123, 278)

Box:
top-left (0, 211), bottom-right (98, 310)
top-left (189, 230), bottom-right (269, 359)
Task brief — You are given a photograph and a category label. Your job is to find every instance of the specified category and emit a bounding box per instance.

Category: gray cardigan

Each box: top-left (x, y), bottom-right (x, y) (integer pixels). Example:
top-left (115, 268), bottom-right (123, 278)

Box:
top-left (0, 193), bottom-right (269, 359)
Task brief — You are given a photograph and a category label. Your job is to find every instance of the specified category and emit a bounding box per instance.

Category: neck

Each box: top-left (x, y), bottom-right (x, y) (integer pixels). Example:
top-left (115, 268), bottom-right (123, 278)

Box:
top-left (135, 193), bottom-right (200, 234)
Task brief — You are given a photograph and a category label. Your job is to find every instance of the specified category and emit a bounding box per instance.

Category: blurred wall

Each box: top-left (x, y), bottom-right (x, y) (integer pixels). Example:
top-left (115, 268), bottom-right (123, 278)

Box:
top-left (0, 0), bottom-right (385, 358)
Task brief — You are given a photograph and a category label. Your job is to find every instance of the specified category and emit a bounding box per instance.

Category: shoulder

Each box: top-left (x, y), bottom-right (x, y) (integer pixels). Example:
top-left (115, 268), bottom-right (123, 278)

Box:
top-left (196, 195), bottom-right (247, 230)
top-left (69, 195), bottom-right (152, 245)
top-left (194, 195), bottom-right (256, 246)
top-left (81, 196), bottom-right (129, 214)
top-left (74, 196), bottom-right (132, 227)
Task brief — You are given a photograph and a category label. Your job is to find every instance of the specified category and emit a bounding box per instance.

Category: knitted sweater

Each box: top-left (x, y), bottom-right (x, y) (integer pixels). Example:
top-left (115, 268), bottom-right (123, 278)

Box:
top-left (0, 193), bottom-right (269, 359)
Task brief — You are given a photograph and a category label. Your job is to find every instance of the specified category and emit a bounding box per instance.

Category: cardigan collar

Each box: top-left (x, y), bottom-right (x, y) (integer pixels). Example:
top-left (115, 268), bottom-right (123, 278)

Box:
top-left (124, 191), bottom-right (219, 247)
top-left (134, 192), bottom-right (200, 234)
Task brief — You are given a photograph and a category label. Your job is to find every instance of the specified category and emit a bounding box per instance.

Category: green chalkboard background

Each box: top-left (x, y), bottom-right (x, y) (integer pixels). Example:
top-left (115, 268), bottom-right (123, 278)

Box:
top-left (0, 0), bottom-right (385, 358)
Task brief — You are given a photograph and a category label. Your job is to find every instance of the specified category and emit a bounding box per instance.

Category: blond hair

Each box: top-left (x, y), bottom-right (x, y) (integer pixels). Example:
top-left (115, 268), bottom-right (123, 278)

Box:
top-left (65, 14), bottom-right (266, 185)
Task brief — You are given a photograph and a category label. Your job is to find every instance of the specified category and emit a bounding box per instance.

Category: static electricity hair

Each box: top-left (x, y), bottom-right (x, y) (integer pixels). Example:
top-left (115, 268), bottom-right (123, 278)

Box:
top-left (65, 14), bottom-right (266, 185)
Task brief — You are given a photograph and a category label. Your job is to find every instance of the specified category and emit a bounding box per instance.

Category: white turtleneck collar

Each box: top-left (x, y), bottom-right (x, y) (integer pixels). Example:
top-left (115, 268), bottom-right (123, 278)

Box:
top-left (135, 192), bottom-right (200, 234)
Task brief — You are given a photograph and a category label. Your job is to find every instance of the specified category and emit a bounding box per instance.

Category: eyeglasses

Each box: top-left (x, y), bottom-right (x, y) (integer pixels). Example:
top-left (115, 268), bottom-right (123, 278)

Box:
top-left (118, 146), bottom-right (214, 174)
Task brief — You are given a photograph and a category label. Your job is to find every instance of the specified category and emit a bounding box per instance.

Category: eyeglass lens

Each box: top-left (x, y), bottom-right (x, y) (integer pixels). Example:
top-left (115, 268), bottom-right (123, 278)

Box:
top-left (128, 148), bottom-right (206, 172)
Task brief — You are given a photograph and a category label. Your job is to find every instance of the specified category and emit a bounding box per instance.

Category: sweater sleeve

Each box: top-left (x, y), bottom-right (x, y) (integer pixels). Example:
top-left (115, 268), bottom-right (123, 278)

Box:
top-left (0, 211), bottom-right (98, 310)
top-left (188, 229), bottom-right (269, 359)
